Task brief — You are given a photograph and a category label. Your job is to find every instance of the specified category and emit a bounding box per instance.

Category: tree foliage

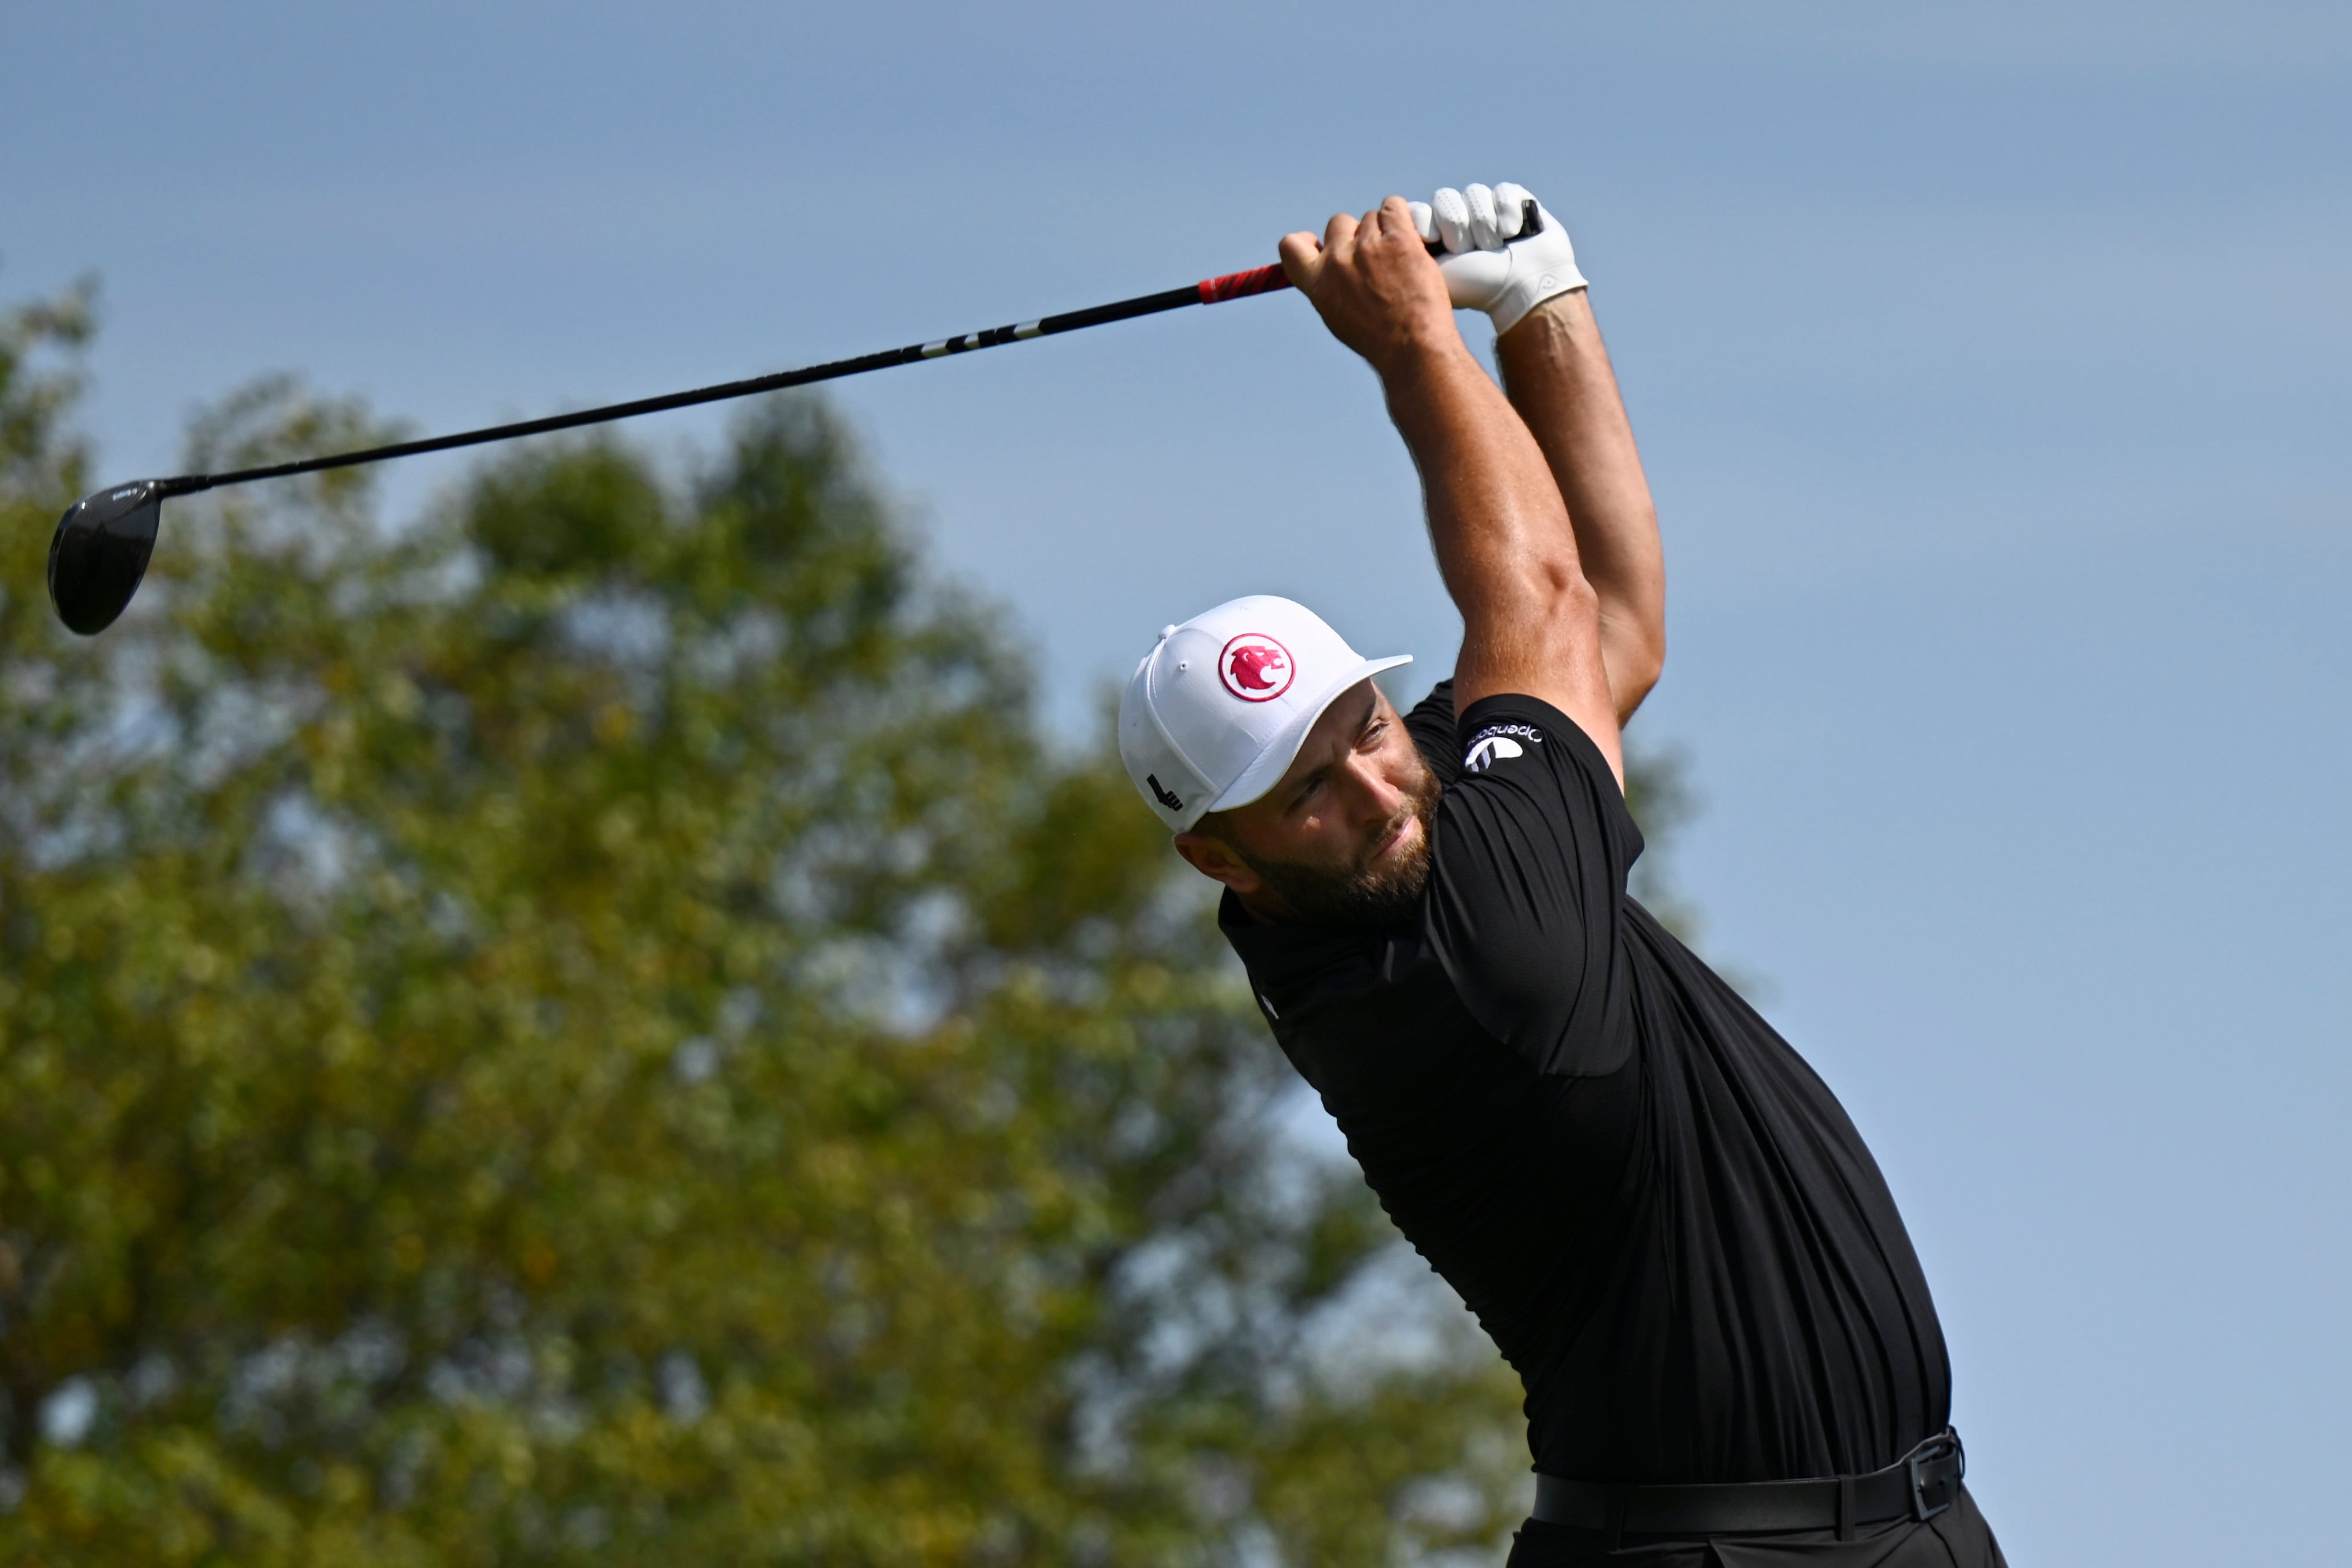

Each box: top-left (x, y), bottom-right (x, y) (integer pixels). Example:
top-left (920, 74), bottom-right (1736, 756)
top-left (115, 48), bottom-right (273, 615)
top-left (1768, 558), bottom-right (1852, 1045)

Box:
top-left (0, 288), bottom-right (1545, 1566)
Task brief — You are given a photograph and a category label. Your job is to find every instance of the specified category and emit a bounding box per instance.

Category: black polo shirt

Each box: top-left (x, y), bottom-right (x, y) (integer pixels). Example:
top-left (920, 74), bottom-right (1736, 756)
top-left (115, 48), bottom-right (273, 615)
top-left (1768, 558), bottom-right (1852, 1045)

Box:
top-left (1220, 682), bottom-right (1950, 1484)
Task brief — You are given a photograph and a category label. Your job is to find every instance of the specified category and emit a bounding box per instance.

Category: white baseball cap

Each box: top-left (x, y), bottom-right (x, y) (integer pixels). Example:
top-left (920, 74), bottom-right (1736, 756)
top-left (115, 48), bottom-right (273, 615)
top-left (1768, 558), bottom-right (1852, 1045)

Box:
top-left (1118, 595), bottom-right (1411, 832)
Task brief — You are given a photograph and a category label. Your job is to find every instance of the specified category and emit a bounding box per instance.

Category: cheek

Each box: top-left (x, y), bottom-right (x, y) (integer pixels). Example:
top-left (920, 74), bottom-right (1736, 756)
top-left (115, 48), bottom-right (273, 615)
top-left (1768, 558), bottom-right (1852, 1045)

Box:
top-left (1384, 743), bottom-right (1434, 807)
top-left (1263, 810), bottom-right (1359, 867)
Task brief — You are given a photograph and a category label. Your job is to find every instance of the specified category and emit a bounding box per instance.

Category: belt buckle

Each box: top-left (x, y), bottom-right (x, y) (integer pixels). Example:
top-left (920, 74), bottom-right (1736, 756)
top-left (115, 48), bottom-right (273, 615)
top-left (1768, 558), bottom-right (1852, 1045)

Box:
top-left (1906, 1430), bottom-right (1963, 1521)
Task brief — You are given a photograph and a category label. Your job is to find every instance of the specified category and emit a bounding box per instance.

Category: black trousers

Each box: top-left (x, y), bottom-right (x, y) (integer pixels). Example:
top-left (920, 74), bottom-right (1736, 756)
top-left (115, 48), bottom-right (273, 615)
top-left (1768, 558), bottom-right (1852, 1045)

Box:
top-left (1503, 1482), bottom-right (2007, 1567)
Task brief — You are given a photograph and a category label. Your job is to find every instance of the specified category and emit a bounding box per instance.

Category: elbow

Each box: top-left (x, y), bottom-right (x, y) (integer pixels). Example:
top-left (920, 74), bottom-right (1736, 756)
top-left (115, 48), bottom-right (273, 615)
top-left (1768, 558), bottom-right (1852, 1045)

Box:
top-left (1511, 554), bottom-right (1599, 622)
top-left (1509, 560), bottom-right (1610, 660)
top-left (1466, 552), bottom-right (1600, 643)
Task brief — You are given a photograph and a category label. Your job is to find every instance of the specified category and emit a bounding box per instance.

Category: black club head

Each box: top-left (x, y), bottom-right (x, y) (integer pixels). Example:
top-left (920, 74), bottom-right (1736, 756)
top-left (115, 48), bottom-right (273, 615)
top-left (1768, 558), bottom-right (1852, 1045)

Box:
top-left (48, 480), bottom-right (166, 636)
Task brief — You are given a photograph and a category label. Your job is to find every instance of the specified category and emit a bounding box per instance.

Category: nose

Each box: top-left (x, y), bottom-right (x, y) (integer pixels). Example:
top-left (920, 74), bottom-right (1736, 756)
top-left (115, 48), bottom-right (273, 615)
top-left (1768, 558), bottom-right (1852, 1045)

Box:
top-left (1335, 749), bottom-right (1407, 825)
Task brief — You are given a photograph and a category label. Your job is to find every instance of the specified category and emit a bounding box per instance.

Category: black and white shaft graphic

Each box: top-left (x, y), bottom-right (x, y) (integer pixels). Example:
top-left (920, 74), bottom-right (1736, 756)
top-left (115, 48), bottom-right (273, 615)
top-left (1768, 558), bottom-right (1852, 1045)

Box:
top-left (46, 262), bottom-right (1295, 637)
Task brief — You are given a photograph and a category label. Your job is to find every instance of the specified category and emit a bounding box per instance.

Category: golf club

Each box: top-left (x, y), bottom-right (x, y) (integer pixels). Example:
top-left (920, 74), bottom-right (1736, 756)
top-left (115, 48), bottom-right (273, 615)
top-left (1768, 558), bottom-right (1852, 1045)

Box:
top-left (46, 261), bottom-right (1296, 637)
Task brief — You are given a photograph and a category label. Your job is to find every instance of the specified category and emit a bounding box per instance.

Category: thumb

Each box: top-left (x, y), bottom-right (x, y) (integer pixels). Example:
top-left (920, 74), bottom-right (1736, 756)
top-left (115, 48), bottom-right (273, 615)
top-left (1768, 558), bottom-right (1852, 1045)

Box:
top-left (1278, 230), bottom-right (1325, 293)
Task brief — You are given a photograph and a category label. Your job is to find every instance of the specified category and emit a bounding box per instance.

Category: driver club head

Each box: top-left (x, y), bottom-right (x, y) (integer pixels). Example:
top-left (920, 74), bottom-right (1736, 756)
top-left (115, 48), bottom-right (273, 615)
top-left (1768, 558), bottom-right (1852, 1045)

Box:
top-left (48, 480), bottom-right (166, 636)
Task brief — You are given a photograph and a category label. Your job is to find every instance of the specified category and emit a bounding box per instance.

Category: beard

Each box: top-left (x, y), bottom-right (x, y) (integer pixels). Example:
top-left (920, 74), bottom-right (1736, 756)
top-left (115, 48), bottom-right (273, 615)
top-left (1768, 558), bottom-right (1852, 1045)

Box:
top-left (1230, 757), bottom-right (1443, 930)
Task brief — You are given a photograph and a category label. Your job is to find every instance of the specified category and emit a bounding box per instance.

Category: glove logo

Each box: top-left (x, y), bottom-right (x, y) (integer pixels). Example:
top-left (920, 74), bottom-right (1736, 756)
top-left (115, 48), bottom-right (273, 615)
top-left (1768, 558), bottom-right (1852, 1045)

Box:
top-left (1219, 633), bottom-right (1294, 703)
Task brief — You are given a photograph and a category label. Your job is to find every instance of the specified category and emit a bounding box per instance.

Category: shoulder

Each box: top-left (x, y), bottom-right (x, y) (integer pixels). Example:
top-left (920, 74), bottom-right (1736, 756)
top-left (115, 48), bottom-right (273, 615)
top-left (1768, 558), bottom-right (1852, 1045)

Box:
top-left (1217, 887), bottom-right (1388, 996)
top-left (1451, 693), bottom-right (1640, 846)
top-left (1216, 886), bottom-right (1437, 1039)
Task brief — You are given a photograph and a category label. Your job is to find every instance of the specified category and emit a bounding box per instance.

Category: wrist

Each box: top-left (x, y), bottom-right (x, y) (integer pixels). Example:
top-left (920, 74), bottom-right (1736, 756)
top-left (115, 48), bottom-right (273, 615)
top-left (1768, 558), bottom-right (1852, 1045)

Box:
top-left (1367, 312), bottom-right (1470, 383)
top-left (1495, 286), bottom-right (1591, 348)
top-left (1488, 271), bottom-right (1585, 337)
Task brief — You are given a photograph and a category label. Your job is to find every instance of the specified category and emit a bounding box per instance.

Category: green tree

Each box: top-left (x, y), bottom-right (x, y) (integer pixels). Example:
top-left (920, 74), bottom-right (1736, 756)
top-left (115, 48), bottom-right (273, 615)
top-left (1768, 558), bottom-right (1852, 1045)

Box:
top-left (0, 287), bottom-right (1551, 1566)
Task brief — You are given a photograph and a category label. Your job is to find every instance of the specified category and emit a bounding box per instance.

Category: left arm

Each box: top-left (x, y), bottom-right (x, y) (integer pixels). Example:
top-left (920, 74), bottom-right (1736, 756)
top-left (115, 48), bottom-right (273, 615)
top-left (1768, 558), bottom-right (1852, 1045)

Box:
top-left (1495, 291), bottom-right (1665, 726)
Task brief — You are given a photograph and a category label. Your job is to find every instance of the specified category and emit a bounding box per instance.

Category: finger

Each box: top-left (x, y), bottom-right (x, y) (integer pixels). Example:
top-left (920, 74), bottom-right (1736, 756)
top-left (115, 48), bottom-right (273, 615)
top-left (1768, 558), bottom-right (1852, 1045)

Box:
top-left (1407, 201), bottom-right (1438, 245)
top-left (1492, 183), bottom-right (1531, 240)
top-left (1278, 230), bottom-right (1325, 291)
top-left (1432, 187), bottom-right (1472, 254)
top-left (1323, 209), bottom-right (1360, 259)
top-left (1464, 184), bottom-right (1501, 250)
top-left (1374, 195), bottom-right (1419, 243)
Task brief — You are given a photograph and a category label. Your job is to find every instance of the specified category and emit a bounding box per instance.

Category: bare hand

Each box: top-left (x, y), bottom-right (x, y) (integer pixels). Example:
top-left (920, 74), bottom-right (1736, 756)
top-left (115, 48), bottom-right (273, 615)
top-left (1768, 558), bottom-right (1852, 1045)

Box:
top-left (1279, 197), bottom-right (1461, 374)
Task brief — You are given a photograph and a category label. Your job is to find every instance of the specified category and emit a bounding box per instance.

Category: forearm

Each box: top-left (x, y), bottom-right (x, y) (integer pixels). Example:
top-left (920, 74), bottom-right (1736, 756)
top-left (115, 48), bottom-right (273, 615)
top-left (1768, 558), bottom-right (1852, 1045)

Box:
top-left (1378, 338), bottom-right (1622, 776)
top-left (1382, 336), bottom-right (1581, 619)
top-left (1495, 291), bottom-right (1665, 723)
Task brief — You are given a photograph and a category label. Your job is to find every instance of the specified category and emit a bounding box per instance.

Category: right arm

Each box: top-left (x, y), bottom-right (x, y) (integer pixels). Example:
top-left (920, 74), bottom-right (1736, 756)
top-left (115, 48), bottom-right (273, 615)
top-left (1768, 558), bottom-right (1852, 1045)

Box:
top-left (1279, 198), bottom-right (1626, 786)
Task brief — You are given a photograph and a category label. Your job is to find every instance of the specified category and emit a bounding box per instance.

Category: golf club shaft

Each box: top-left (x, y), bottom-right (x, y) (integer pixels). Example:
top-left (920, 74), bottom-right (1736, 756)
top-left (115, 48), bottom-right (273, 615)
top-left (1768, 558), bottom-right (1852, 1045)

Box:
top-left (158, 263), bottom-right (1295, 498)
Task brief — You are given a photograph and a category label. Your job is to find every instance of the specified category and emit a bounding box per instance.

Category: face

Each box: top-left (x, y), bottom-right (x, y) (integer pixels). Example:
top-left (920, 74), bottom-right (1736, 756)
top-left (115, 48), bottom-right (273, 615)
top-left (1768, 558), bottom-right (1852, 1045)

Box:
top-left (1174, 681), bottom-right (1440, 928)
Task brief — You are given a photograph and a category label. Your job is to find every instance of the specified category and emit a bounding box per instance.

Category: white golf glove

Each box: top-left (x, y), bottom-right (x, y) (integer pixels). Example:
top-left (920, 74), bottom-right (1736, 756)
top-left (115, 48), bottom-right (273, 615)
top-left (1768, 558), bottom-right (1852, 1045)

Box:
top-left (1405, 183), bottom-right (1587, 335)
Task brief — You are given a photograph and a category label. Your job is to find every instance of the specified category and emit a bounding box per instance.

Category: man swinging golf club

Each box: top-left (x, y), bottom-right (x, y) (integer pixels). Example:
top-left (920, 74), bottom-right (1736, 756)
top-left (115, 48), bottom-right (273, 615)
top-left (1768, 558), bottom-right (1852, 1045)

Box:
top-left (1118, 185), bottom-right (2007, 1565)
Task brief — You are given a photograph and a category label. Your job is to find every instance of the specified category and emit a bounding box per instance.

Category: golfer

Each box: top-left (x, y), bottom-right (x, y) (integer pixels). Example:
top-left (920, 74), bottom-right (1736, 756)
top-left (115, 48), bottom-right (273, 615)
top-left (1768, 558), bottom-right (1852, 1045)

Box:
top-left (1117, 186), bottom-right (2006, 1566)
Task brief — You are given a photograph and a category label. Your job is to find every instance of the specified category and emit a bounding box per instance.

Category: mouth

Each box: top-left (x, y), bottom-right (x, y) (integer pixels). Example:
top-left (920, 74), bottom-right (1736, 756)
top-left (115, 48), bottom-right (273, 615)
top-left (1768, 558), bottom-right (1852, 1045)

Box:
top-left (1367, 812), bottom-right (1420, 866)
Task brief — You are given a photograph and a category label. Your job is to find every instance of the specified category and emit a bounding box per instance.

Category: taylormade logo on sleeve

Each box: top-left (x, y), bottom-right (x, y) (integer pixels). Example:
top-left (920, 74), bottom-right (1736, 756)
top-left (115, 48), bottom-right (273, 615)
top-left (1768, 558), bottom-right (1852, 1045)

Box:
top-left (1464, 724), bottom-right (1542, 774)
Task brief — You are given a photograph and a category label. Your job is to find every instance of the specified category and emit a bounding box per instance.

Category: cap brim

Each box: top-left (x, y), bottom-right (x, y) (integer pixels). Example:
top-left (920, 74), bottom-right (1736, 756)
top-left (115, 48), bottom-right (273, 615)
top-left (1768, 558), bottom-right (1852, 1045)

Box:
top-left (1207, 654), bottom-right (1414, 816)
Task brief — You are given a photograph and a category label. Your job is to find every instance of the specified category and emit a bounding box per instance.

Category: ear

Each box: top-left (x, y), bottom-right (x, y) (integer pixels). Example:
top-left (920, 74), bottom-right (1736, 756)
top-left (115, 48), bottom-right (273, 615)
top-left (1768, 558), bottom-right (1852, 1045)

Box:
top-left (1172, 830), bottom-right (1264, 897)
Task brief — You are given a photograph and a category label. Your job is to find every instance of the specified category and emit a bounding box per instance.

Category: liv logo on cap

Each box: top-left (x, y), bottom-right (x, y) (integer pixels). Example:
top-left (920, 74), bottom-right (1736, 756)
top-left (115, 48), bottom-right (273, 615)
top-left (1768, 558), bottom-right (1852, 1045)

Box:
top-left (1220, 633), bottom-right (1294, 701)
top-left (1117, 595), bottom-right (1412, 832)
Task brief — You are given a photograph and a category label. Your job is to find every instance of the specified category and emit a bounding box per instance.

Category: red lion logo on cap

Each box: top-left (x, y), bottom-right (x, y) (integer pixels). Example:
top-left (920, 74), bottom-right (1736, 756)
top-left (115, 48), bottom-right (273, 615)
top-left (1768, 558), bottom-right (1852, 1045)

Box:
top-left (1219, 633), bottom-right (1294, 702)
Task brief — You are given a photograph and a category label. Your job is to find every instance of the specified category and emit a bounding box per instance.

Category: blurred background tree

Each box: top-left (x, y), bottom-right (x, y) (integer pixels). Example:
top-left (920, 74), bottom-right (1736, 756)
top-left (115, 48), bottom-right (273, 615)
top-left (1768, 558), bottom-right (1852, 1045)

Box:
top-left (0, 285), bottom-right (1695, 1566)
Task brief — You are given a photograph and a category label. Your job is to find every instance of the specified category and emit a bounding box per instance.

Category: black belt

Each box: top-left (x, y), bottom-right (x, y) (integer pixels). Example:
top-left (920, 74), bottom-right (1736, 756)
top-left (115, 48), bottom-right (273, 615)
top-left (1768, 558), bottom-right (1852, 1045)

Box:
top-left (1531, 1428), bottom-right (1964, 1545)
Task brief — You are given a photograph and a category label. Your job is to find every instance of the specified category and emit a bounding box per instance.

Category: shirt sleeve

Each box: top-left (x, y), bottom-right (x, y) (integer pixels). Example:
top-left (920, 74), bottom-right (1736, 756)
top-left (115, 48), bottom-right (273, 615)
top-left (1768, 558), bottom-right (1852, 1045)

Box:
top-left (1420, 693), bottom-right (1645, 1078)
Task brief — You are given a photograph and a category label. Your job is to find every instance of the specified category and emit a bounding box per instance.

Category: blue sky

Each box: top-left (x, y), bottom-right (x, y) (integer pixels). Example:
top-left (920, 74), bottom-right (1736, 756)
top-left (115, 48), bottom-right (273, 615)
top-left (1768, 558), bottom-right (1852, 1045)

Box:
top-left (8, 2), bottom-right (2348, 1560)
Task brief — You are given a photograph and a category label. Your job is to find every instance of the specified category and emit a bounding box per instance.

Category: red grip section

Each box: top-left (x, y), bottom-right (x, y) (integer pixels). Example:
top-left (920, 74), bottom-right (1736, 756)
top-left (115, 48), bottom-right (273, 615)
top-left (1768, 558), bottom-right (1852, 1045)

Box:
top-left (1196, 264), bottom-right (1293, 304)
